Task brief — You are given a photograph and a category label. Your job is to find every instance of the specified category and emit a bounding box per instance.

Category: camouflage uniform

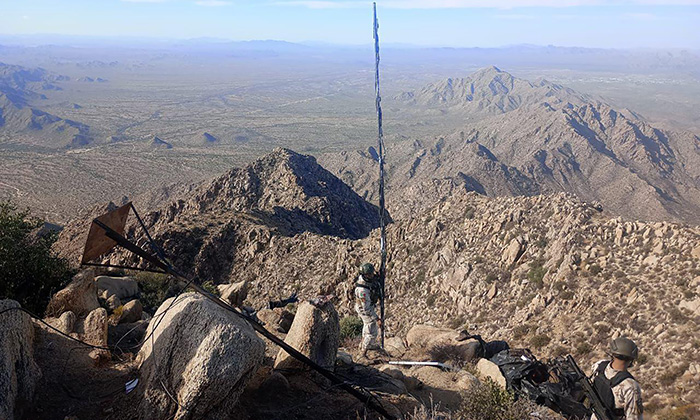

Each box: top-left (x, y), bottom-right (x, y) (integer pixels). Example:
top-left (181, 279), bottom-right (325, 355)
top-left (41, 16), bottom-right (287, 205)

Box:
top-left (354, 274), bottom-right (379, 351)
top-left (590, 360), bottom-right (644, 420)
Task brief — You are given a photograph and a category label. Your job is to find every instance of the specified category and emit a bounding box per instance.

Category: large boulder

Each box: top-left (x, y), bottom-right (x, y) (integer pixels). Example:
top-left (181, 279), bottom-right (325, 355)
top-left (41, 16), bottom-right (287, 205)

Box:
top-left (75, 308), bottom-right (110, 364)
top-left (406, 325), bottom-right (483, 363)
top-left (96, 275), bottom-right (139, 300)
top-left (274, 298), bottom-right (340, 371)
top-left (217, 279), bottom-right (249, 307)
top-left (476, 358), bottom-right (507, 389)
top-left (118, 299), bottom-right (143, 324)
top-left (502, 236), bottom-right (527, 267)
top-left (46, 270), bottom-right (99, 317)
top-left (43, 311), bottom-right (77, 335)
top-left (135, 293), bottom-right (265, 420)
top-left (0, 300), bottom-right (42, 420)
top-left (257, 307), bottom-right (294, 333)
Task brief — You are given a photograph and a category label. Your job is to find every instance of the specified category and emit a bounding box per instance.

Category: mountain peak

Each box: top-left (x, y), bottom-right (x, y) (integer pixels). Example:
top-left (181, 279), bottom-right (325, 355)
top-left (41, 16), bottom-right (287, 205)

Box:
top-left (471, 65), bottom-right (505, 77)
top-left (178, 147), bottom-right (382, 240)
top-left (399, 66), bottom-right (587, 114)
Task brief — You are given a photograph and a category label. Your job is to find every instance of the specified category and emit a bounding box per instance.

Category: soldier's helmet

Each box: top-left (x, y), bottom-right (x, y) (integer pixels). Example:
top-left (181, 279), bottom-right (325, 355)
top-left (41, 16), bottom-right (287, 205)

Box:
top-left (360, 263), bottom-right (375, 276)
top-left (610, 337), bottom-right (639, 360)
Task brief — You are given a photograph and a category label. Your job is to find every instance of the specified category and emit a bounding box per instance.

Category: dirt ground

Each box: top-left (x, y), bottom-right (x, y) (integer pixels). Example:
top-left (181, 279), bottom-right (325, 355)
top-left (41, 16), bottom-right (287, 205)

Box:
top-left (27, 322), bottom-right (139, 420)
top-left (26, 323), bottom-right (423, 420)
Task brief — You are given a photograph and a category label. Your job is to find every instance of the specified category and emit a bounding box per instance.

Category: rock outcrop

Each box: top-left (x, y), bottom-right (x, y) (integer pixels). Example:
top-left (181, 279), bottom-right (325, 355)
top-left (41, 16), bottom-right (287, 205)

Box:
top-left (46, 270), bottom-right (99, 317)
top-left (275, 298), bottom-right (340, 371)
top-left (76, 307), bottom-right (110, 364)
top-left (0, 300), bottom-right (41, 420)
top-left (135, 293), bottom-right (265, 420)
top-left (218, 279), bottom-right (248, 307)
top-left (96, 276), bottom-right (139, 300)
top-left (118, 299), bottom-right (143, 324)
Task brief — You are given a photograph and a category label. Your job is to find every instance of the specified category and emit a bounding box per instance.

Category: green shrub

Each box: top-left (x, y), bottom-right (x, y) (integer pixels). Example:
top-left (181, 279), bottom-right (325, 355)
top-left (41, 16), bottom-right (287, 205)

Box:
top-left (575, 341), bottom-right (592, 356)
top-left (200, 280), bottom-right (220, 297)
top-left (485, 272), bottom-right (498, 283)
top-left (339, 315), bottom-right (363, 340)
top-left (426, 294), bottom-right (437, 307)
top-left (658, 363), bottom-right (689, 386)
top-left (0, 201), bottom-right (73, 314)
top-left (512, 324), bottom-right (531, 340)
top-left (589, 264), bottom-right (602, 276)
top-left (560, 290), bottom-right (575, 300)
top-left (527, 261), bottom-right (547, 289)
top-left (529, 334), bottom-right (551, 349)
top-left (135, 272), bottom-right (173, 313)
top-left (458, 379), bottom-right (559, 420)
top-left (465, 206), bottom-right (476, 219)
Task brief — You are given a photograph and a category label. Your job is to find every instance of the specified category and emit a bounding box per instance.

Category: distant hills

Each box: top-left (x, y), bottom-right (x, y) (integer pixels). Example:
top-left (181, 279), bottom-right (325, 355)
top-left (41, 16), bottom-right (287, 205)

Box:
top-left (0, 63), bottom-right (94, 148)
top-left (324, 66), bottom-right (700, 224)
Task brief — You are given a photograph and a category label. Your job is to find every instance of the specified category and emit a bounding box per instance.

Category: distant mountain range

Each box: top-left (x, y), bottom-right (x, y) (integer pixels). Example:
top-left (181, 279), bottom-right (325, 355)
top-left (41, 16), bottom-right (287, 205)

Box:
top-left (323, 66), bottom-right (700, 224)
top-left (0, 63), bottom-right (93, 148)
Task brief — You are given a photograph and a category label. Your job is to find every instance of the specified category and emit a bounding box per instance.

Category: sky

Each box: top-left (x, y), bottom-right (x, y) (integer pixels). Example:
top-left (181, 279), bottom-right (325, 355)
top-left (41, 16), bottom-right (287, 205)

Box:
top-left (0, 0), bottom-right (699, 49)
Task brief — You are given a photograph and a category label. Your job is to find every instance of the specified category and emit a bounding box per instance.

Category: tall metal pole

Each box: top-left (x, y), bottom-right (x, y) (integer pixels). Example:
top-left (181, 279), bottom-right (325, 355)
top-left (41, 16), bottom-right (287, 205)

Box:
top-left (373, 2), bottom-right (387, 350)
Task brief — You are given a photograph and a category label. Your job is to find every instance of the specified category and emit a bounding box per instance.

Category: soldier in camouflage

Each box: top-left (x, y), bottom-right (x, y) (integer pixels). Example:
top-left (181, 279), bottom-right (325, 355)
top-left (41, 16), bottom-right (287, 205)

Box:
top-left (590, 337), bottom-right (643, 420)
top-left (354, 263), bottom-right (383, 357)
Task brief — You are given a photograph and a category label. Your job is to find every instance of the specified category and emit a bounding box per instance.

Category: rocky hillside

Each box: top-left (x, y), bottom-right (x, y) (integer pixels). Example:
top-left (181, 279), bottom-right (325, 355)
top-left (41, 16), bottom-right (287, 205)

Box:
top-left (57, 148), bottom-right (381, 277)
top-left (322, 67), bottom-right (700, 224)
top-left (0, 63), bottom-right (93, 148)
top-left (396, 66), bottom-right (591, 114)
top-left (55, 148), bottom-right (700, 417)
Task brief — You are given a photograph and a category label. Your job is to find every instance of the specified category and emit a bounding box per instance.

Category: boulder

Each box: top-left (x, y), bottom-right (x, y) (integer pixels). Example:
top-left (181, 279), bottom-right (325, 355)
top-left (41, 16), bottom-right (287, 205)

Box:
top-left (274, 298), bottom-right (340, 371)
top-left (44, 311), bottom-right (77, 334)
top-left (218, 279), bottom-right (249, 307)
top-left (692, 246), bottom-right (700, 260)
top-left (119, 300), bottom-right (143, 324)
top-left (486, 283), bottom-right (498, 300)
top-left (0, 300), bottom-right (41, 420)
top-left (385, 336), bottom-right (407, 357)
top-left (46, 270), bottom-right (99, 317)
top-left (257, 372), bottom-right (291, 400)
top-left (96, 276), bottom-right (139, 300)
top-left (58, 311), bottom-right (77, 334)
top-left (406, 325), bottom-right (483, 362)
top-left (679, 298), bottom-right (700, 316)
top-left (409, 366), bottom-right (463, 407)
top-left (257, 308), bottom-right (294, 333)
top-left (79, 308), bottom-right (109, 347)
top-left (456, 371), bottom-right (480, 391)
top-left (336, 350), bottom-right (353, 367)
top-left (476, 358), bottom-right (507, 389)
top-left (136, 293), bottom-right (265, 420)
top-left (406, 325), bottom-right (455, 348)
top-left (76, 308), bottom-right (110, 365)
top-left (502, 236), bottom-right (527, 267)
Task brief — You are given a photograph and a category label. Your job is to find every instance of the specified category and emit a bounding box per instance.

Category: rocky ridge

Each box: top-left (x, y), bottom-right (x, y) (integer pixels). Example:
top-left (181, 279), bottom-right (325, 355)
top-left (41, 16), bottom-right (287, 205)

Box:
top-left (322, 66), bottom-right (700, 224)
top-left (55, 147), bottom-right (700, 415)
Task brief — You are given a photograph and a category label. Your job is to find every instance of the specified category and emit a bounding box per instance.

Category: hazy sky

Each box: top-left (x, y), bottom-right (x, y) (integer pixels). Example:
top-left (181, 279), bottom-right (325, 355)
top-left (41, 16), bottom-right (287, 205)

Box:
top-left (1, 0), bottom-right (699, 48)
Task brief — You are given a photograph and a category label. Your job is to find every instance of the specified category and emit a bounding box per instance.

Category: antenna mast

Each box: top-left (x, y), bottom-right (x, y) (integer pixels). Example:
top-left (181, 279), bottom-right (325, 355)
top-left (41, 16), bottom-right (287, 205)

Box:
top-left (373, 2), bottom-right (387, 350)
